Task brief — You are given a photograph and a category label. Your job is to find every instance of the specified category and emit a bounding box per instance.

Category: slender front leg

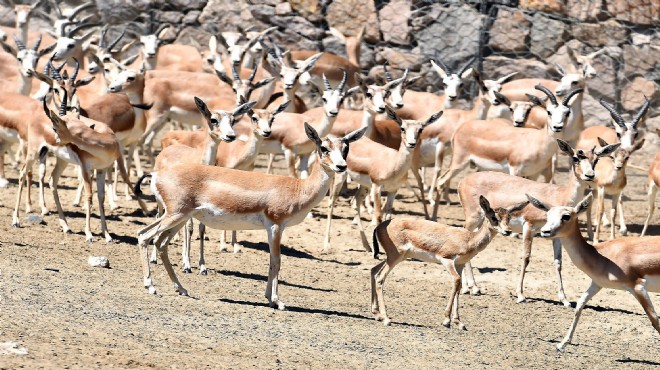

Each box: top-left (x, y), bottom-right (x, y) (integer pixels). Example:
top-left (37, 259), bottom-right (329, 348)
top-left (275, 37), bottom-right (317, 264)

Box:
top-left (181, 219), bottom-right (193, 273)
top-left (451, 264), bottom-right (466, 330)
top-left (299, 154), bottom-right (310, 179)
top-left (81, 167), bottom-right (94, 243)
top-left (609, 193), bottom-right (620, 240)
top-left (557, 281), bottom-right (601, 350)
top-left (441, 259), bottom-right (462, 329)
top-left (428, 144), bottom-right (445, 207)
top-left (516, 222), bottom-right (533, 303)
top-left (641, 181), bottom-right (657, 237)
top-left (12, 162), bottom-right (30, 227)
top-left (594, 188), bottom-right (605, 243)
top-left (38, 152), bottom-right (49, 215)
top-left (552, 239), bottom-right (570, 307)
top-left (265, 224), bottom-right (285, 310)
top-left (374, 260), bottom-right (396, 326)
top-left (72, 168), bottom-right (84, 207)
top-left (49, 158), bottom-right (71, 234)
top-left (354, 186), bottom-right (373, 252)
top-left (284, 150), bottom-right (297, 178)
top-left (616, 196), bottom-right (627, 236)
top-left (411, 166), bottom-right (430, 219)
top-left (266, 154), bottom-right (275, 174)
top-left (461, 261), bottom-right (481, 295)
top-left (95, 171), bottom-right (114, 243)
top-left (0, 142), bottom-right (9, 188)
top-left (324, 175), bottom-right (339, 251)
top-left (231, 230), bottom-right (240, 253)
top-left (372, 185), bottom-right (384, 225)
top-left (585, 200), bottom-right (594, 242)
top-left (198, 223), bottom-right (207, 275)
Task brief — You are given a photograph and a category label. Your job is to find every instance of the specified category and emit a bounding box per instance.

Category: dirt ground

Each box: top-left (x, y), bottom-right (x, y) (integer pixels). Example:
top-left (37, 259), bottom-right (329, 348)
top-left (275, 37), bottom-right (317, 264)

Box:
top-left (0, 140), bottom-right (659, 369)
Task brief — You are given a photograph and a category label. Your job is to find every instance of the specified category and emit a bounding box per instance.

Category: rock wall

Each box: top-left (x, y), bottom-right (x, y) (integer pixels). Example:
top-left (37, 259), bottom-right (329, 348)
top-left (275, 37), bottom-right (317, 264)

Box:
top-left (1, 0), bottom-right (658, 125)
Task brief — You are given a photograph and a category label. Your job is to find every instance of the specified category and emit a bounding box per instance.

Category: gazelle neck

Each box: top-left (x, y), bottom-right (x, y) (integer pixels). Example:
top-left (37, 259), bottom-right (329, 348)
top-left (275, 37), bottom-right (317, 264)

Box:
top-left (470, 220), bottom-right (496, 252)
top-left (563, 167), bottom-right (589, 206)
top-left (316, 111), bottom-right (337, 138)
top-left (17, 73), bottom-right (31, 96)
top-left (361, 108), bottom-right (377, 136)
top-left (472, 95), bottom-right (491, 121)
top-left (557, 221), bottom-right (604, 275)
top-left (16, 25), bottom-right (27, 47)
top-left (200, 133), bottom-right (220, 166)
top-left (282, 87), bottom-right (299, 112)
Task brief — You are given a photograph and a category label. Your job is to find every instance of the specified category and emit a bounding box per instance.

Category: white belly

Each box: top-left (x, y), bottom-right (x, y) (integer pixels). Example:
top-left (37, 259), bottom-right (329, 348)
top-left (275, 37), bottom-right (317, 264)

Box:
top-left (644, 275), bottom-right (660, 293)
top-left (193, 203), bottom-right (266, 230)
top-left (405, 244), bottom-right (445, 264)
top-left (469, 155), bottom-right (508, 172)
top-left (51, 145), bottom-right (81, 165)
top-left (169, 107), bottom-right (202, 128)
top-left (419, 137), bottom-right (440, 166)
top-left (347, 171), bottom-right (373, 188)
top-left (0, 126), bottom-right (19, 143)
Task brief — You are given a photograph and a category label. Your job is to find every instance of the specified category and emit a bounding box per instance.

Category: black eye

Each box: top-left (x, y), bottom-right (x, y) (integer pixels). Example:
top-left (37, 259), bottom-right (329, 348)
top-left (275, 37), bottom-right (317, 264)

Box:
top-left (561, 214), bottom-right (571, 221)
top-left (321, 98), bottom-right (327, 103)
top-left (320, 146), bottom-right (329, 154)
top-left (54, 90), bottom-right (59, 94)
top-left (211, 118), bottom-right (218, 124)
top-left (634, 132), bottom-right (638, 139)
top-left (67, 44), bottom-right (75, 49)
top-left (104, 68), bottom-right (110, 73)
top-left (17, 57), bottom-right (22, 62)
top-left (127, 76), bottom-right (135, 82)
top-left (547, 110), bottom-right (551, 114)
top-left (571, 81), bottom-right (577, 85)
top-left (566, 111), bottom-right (570, 116)
top-left (616, 132), bottom-right (621, 138)
top-left (459, 82), bottom-right (464, 87)
top-left (509, 107), bottom-right (513, 112)
top-left (365, 92), bottom-right (372, 98)
top-left (102, 57), bottom-right (110, 62)
top-left (251, 116), bottom-right (258, 122)
top-left (384, 91), bottom-right (391, 98)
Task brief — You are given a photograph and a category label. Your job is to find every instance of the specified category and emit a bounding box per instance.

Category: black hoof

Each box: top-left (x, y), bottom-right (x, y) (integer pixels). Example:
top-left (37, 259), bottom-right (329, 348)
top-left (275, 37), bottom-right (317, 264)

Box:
top-left (183, 268), bottom-right (192, 274)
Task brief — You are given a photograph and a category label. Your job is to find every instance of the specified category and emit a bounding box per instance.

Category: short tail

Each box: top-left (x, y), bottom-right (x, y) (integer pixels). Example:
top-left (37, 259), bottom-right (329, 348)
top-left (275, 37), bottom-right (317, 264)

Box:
top-left (131, 102), bottom-right (154, 110)
top-left (134, 172), bottom-right (152, 198)
top-left (372, 229), bottom-right (380, 259)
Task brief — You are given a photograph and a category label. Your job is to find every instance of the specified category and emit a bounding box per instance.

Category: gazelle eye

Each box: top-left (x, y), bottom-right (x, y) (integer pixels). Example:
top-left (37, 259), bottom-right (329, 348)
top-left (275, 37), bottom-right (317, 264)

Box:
top-left (571, 81), bottom-right (577, 85)
top-left (321, 98), bottom-right (326, 103)
top-left (211, 118), bottom-right (218, 124)
top-left (365, 92), bottom-right (372, 99)
top-left (127, 76), bottom-right (135, 82)
top-left (67, 44), bottom-right (75, 49)
top-left (561, 214), bottom-right (571, 221)
top-left (320, 146), bottom-right (329, 154)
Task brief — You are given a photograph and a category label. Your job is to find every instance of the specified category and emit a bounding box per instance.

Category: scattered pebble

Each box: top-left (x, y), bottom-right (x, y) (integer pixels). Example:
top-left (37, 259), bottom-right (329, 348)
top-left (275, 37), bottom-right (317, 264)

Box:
top-left (0, 342), bottom-right (28, 356)
top-left (88, 256), bottom-right (110, 268)
top-left (25, 214), bottom-right (45, 225)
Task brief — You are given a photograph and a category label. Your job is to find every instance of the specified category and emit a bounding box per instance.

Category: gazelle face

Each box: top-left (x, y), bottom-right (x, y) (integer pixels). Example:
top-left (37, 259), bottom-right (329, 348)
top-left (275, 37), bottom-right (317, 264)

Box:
top-left (510, 102), bottom-right (534, 127)
top-left (319, 136), bottom-right (349, 173)
top-left (14, 5), bottom-right (32, 28)
top-left (614, 124), bottom-right (639, 149)
top-left (573, 150), bottom-right (596, 182)
top-left (52, 36), bottom-right (80, 61)
top-left (490, 208), bottom-right (515, 237)
top-left (482, 79), bottom-right (505, 105)
top-left (248, 110), bottom-right (273, 138)
top-left (546, 102), bottom-right (571, 132)
top-left (16, 49), bottom-right (39, 77)
top-left (609, 140), bottom-right (643, 171)
top-left (364, 84), bottom-right (390, 113)
top-left (208, 111), bottom-right (238, 143)
top-left (400, 120), bottom-right (427, 149)
top-left (279, 65), bottom-right (301, 90)
top-left (107, 69), bottom-right (137, 93)
top-left (443, 74), bottom-right (465, 101)
top-left (321, 89), bottom-right (344, 117)
top-left (575, 56), bottom-right (598, 79)
top-left (139, 35), bottom-right (159, 59)
top-left (539, 206), bottom-right (572, 238)
top-left (555, 73), bottom-right (584, 97)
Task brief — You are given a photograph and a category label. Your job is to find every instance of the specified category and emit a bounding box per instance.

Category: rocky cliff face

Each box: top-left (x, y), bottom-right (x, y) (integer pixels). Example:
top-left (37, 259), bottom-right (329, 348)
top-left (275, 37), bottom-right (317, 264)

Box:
top-left (1, 0), bottom-right (658, 126)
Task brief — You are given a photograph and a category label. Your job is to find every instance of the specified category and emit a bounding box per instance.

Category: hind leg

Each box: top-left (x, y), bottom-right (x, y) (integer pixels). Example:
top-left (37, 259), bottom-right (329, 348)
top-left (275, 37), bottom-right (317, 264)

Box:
top-left (641, 181), bottom-right (657, 237)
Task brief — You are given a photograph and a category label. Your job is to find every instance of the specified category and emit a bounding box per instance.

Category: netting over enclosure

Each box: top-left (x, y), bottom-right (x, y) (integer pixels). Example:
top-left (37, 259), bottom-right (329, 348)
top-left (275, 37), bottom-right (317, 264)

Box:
top-left (1, 0), bottom-right (657, 126)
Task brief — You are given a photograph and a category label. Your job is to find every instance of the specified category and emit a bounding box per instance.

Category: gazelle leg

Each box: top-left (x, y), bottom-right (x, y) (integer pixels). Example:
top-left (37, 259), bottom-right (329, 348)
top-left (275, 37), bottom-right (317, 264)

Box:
top-left (198, 223), bottom-right (207, 275)
top-left (95, 171), bottom-right (114, 243)
top-left (219, 230), bottom-right (229, 252)
top-left (461, 261), bottom-right (481, 295)
top-left (553, 238), bottom-right (570, 307)
top-left (49, 158), bottom-right (71, 234)
top-left (374, 258), bottom-right (398, 326)
top-left (151, 214), bottom-right (190, 296)
top-left (231, 230), bottom-right (240, 253)
top-left (354, 186), bottom-right (373, 252)
top-left (266, 154), bottom-right (275, 174)
top-left (594, 188), bottom-right (605, 243)
top-left (631, 283), bottom-right (660, 335)
top-left (181, 219), bottom-right (193, 273)
top-left (609, 193), bottom-right (620, 240)
top-left (0, 141), bottom-right (9, 188)
top-left (299, 154), bottom-right (310, 179)
top-left (516, 222), bottom-right (533, 303)
top-left (370, 260), bottom-right (387, 315)
top-left (411, 166), bottom-right (430, 219)
top-left (585, 198), bottom-right (594, 242)
top-left (324, 175), bottom-right (340, 251)
top-left (441, 259), bottom-right (462, 329)
top-left (37, 151), bottom-right (49, 215)
top-left (557, 281), bottom-right (601, 350)
top-left (81, 166), bottom-right (94, 243)
top-left (616, 196), bottom-right (627, 236)
top-left (451, 264), bottom-right (466, 329)
top-left (105, 169), bottom-right (118, 211)
top-left (72, 168), bottom-right (84, 207)
top-left (641, 181), bottom-right (657, 237)
top-left (12, 161), bottom-right (30, 227)
top-left (265, 223), bottom-right (285, 310)
top-left (284, 150), bottom-right (297, 178)
top-left (428, 144), bottom-right (445, 207)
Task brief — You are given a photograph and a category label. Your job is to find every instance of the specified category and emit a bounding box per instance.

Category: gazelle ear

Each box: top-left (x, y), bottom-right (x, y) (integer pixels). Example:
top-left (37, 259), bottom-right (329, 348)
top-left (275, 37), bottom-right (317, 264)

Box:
top-left (75, 76), bottom-right (95, 87)
top-left (595, 142), bottom-right (620, 157)
top-left (425, 110), bottom-right (443, 126)
top-left (209, 35), bottom-right (217, 51)
top-left (597, 137), bottom-right (609, 147)
top-left (430, 59), bottom-right (448, 79)
top-left (460, 67), bottom-right (474, 80)
top-left (575, 193), bottom-right (592, 214)
top-left (508, 200), bottom-right (530, 213)
top-left (631, 138), bottom-right (645, 153)
top-left (343, 125), bottom-right (367, 144)
top-left (478, 195), bottom-right (496, 218)
top-left (34, 71), bottom-right (54, 86)
top-left (252, 77), bottom-right (274, 89)
top-left (526, 194), bottom-right (550, 212)
top-left (272, 100), bottom-right (290, 115)
top-left (556, 139), bottom-right (574, 157)
top-left (215, 72), bottom-right (233, 86)
top-left (301, 52), bottom-right (322, 74)
top-left (327, 27), bottom-right (346, 43)
top-left (304, 122), bottom-right (322, 147)
top-left (194, 96), bottom-right (212, 120)
top-left (122, 53), bottom-right (139, 67)
top-left (385, 106), bottom-right (402, 126)
top-left (39, 43), bottom-right (56, 56)
top-left (233, 101), bottom-right (257, 117)
top-left (345, 85), bottom-right (360, 97)
top-left (525, 93), bottom-right (544, 107)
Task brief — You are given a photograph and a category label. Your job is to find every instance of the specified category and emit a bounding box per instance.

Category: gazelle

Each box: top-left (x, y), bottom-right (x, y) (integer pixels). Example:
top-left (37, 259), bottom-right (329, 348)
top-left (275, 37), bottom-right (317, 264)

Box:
top-left (0, 92), bottom-right (38, 188)
top-left (527, 193), bottom-right (660, 351)
top-left (382, 62), bottom-right (420, 109)
top-left (149, 97), bottom-right (255, 273)
top-left (395, 57), bottom-right (476, 120)
top-left (591, 137), bottom-right (644, 242)
top-left (456, 139), bottom-right (620, 304)
top-left (50, 22), bottom-right (98, 68)
top-left (267, 51), bottom-right (323, 113)
top-left (135, 124), bottom-right (366, 309)
top-left (216, 61), bottom-right (275, 108)
top-left (432, 85), bottom-right (583, 220)
top-left (324, 107), bottom-right (442, 251)
top-left (508, 94), bottom-right (547, 129)
top-left (641, 129), bottom-right (660, 237)
top-left (6, 35), bottom-right (55, 96)
top-left (370, 196), bottom-right (527, 327)
top-left (261, 71), bottom-right (356, 178)
top-left (0, 0), bottom-right (45, 47)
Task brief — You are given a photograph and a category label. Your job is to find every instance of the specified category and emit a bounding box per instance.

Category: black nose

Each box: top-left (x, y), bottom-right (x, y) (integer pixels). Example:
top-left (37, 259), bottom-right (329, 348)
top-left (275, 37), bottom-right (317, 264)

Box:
top-left (448, 96), bottom-right (457, 100)
top-left (336, 164), bottom-right (347, 171)
top-left (147, 53), bottom-right (156, 58)
top-left (376, 107), bottom-right (385, 113)
top-left (225, 134), bottom-right (236, 141)
top-left (395, 103), bottom-right (403, 109)
top-left (503, 230), bottom-right (512, 236)
top-left (329, 111), bottom-right (338, 116)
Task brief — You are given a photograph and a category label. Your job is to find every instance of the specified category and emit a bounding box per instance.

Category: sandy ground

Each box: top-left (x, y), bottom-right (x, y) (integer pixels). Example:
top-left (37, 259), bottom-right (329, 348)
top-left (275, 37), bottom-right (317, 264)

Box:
top-left (0, 141), bottom-right (659, 369)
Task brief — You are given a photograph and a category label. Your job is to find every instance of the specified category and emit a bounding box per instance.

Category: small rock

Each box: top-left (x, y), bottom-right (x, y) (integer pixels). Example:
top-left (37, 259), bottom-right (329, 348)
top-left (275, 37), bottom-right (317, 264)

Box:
top-left (483, 55), bottom-right (553, 80)
top-left (378, 47), bottom-right (424, 71)
top-left (0, 342), bottom-right (28, 356)
top-left (379, 0), bottom-right (412, 45)
top-left (289, 0), bottom-right (323, 22)
top-left (158, 11), bottom-right (184, 24)
top-left (326, 0), bottom-right (379, 43)
top-left (621, 77), bottom-right (657, 111)
top-left (488, 8), bottom-right (531, 52)
top-left (25, 214), bottom-right (44, 225)
top-left (88, 256), bottom-right (111, 269)
top-left (519, 0), bottom-right (565, 14)
top-left (182, 11), bottom-right (201, 25)
top-left (622, 44), bottom-right (660, 80)
top-left (571, 19), bottom-right (628, 47)
top-left (530, 13), bottom-right (568, 58)
top-left (565, 0), bottom-right (602, 21)
top-left (606, 0), bottom-right (660, 26)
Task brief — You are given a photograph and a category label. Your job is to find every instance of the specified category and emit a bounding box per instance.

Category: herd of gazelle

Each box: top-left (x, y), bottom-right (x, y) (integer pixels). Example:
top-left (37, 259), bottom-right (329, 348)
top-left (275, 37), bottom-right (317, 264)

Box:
top-left (0, 0), bottom-right (657, 352)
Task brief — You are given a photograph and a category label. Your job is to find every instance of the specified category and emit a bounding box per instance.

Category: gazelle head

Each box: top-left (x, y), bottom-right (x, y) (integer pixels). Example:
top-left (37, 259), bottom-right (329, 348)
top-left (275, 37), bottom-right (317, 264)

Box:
top-left (35, 58), bottom-right (94, 114)
top-left (382, 62), bottom-right (420, 109)
top-left (245, 100), bottom-right (289, 139)
top-left (139, 24), bottom-right (170, 60)
top-left (216, 61), bottom-right (274, 106)
top-left (535, 84), bottom-right (582, 133)
top-left (274, 52), bottom-right (322, 90)
top-left (86, 27), bottom-right (129, 74)
top-left (597, 137), bottom-right (644, 172)
top-left (599, 97), bottom-right (649, 150)
top-left (304, 123), bottom-right (366, 174)
top-left (42, 89), bottom-right (75, 145)
top-left (51, 22), bottom-right (97, 61)
top-left (14, 1), bottom-right (42, 28)
top-left (327, 26), bottom-right (365, 64)
top-left (528, 193), bottom-right (593, 239)
top-left (312, 69), bottom-right (359, 117)
top-left (566, 47), bottom-right (605, 79)
top-left (194, 97), bottom-right (256, 143)
top-left (12, 34), bottom-right (55, 78)
top-left (106, 56), bottom-right (144, 94)
top-left (509, 94), bottom-right (546, 127)
top-left (430, 57), bottom-right (475, 102)
top-left (386, 107), bottom-right (442, 149)
top-left (220, 27), bottom-right (276, 65)
top-left (480, 196), bottom-right (529, 237)
top-left (356, 73), bottom-right (403, 114)
top-left (554, 63), bottom-right (587, 97)
top-left (556, 139), bottom-right (619, 183)
top-left (202, 35), bottom-right (226, 74)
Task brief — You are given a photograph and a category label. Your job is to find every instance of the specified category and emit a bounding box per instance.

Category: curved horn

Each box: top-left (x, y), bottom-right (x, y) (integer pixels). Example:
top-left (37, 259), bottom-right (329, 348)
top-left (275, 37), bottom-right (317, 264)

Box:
top-left (70, 57), bottom-right (80, 84)
top-left (458, 56), bottom-right (476, 76)
top-left (632, 96), bottom-right (650, 127)
top-left (67, 23), bottom-right (98, 38)
top-left (32, 34), bottom-right (42, 51)
top-left (67, 2), bottom-right (94, 21)
top-left (534, 84), bottom-right (557, 106)
top-left (107, 30), bottom-right (125, 52)
top-left (43, 60), bottom-right (51, 75)
top-left (561, 88), bottom-right (583, 106)
top-left (382, 61), bottom-right (393, 82)
top-left (554, 63), bottom-right (566, 76)
top-left (59, 88), bottom-right (68, 116)
top-left (248, 60), bottom-right (258, 83)
top-left (50, 0), bottom-right (63, 18)
top-left (98, 26), bottom-right (107, 48)
top-left (598, 99), bottom-right (625, 128)
top-left (231, 62), bottom-right (240, 81)
top-left (154, 23), bottom-right (169, 37)
top-left (47, 60), bottom-right (62, 80)
top-left (337, 68), bottom-right (347, 92)
top-left (322, 73), bottom-right (331, 90)
top-left (58, 20), bottom-right (72, 37)
top-left (13, 35), bottom-right (25, 50)
top-left (433, 57), bottom-right (451, 74)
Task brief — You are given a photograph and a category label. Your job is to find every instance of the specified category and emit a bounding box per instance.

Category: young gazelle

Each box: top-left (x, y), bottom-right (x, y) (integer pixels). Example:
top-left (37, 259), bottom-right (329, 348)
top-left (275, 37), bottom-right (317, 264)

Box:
top-left (592, 137), bottom-right (644, 242)
top-left (267, 51), bottom-right (323, 113)
top-left (577, 97), bottom-right (649, 152)
top-left (432, 85), bottom-right (583, 220)
top-left (324, 108), bottom-right (442, 251)
top-left (135, 124), bottom-right (366, 309)
top-left (149, 97), bottom-right (255, 273)
top-left (527, 193), bottom-right (660, 350)
top-left (456, 140), bottom-right (620, 304)
top-left (641, 129), bottom-right (660, 237)
top-left (370, 196), bottom-right (528, 327)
